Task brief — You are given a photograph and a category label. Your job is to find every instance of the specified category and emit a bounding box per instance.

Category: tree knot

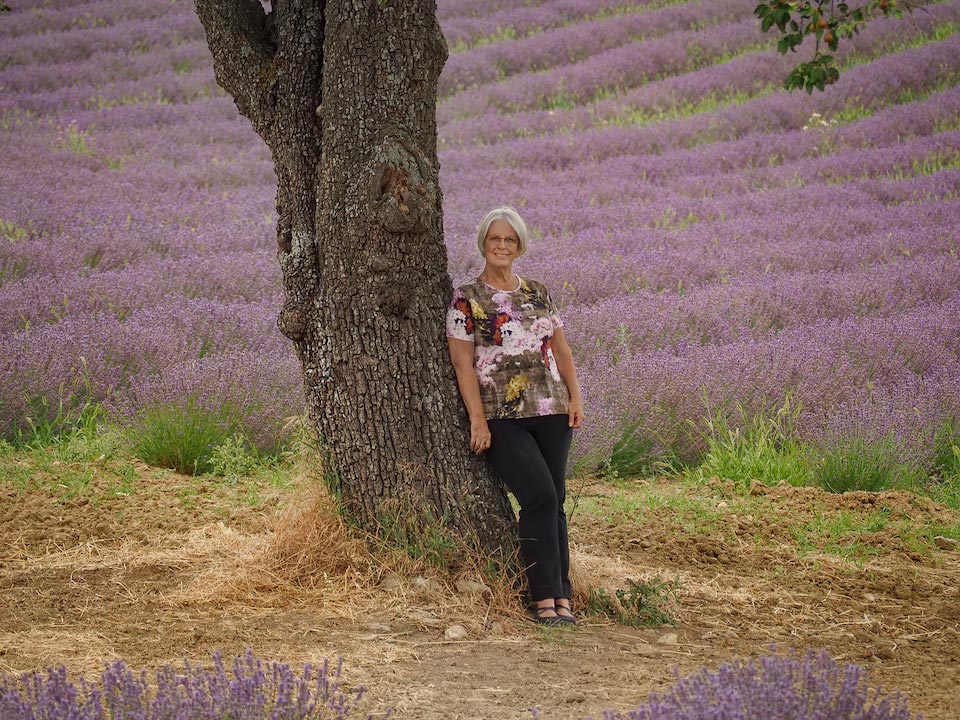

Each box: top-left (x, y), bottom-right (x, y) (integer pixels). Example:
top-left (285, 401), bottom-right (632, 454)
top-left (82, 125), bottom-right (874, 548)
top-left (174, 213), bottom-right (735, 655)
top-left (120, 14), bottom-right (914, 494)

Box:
top-left (278, 300), bottom-right (308, 340)
top-left (368, 128), bottom-right (437, 234)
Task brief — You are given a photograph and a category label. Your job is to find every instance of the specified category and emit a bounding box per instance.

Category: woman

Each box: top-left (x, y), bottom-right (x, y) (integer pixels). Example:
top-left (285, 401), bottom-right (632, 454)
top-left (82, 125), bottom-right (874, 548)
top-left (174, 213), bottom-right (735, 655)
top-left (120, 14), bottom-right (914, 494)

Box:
top-left (446, 206), bottom-right (585, 626)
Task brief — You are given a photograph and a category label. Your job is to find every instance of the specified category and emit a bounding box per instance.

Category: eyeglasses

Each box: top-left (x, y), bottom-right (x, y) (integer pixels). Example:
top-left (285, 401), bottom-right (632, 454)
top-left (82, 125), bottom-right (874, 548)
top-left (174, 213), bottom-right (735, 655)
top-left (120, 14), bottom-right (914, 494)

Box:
top-left (485, 235), bottom-right (520, 249)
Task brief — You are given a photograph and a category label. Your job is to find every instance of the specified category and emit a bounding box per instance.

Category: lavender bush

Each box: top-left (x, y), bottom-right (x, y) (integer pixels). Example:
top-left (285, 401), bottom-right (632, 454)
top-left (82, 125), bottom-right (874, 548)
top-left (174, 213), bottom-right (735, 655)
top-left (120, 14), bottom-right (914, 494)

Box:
top-left (598, 649), bottom-right (918, 720)
top-left (0, 649), bottom-right (383, 720)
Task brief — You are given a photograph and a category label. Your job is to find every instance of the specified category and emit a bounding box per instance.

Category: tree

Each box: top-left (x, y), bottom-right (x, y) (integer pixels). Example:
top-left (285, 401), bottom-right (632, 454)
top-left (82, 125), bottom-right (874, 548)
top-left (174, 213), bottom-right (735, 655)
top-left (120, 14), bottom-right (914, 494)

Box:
top-left (755, 0), bottom-right (920, 93)
top-left (192, 0), bottom-right (913, 560)
top-left (193, 0), bottom-right (516, 554)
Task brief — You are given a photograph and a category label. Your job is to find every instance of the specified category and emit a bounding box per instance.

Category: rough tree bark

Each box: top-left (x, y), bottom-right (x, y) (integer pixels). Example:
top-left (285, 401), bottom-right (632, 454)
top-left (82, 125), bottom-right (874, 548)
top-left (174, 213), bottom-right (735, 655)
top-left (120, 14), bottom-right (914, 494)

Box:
top-left (194, 0), bottom-right (517, 553)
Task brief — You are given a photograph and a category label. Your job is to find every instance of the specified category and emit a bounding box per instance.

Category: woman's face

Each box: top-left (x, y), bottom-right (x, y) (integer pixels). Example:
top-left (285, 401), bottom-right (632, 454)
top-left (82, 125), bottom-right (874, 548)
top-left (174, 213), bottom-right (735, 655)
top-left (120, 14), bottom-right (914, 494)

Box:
top-left (482, 218), bottom-right (521, 271)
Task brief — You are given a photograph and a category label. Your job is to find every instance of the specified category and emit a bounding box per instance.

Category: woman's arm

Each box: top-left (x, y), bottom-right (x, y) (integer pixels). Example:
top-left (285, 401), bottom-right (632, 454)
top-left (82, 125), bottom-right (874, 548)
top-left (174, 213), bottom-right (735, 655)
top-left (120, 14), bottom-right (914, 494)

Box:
top-left (447, 337), bottom-right (492, 453)
top-left (551, 327), bottom-right (584, 428)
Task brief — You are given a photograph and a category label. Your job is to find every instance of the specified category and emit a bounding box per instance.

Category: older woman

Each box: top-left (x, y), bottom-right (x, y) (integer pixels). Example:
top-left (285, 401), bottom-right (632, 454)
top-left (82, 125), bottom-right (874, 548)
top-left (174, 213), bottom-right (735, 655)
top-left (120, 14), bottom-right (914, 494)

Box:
top-left (446, 206), bottom-right (585, 626)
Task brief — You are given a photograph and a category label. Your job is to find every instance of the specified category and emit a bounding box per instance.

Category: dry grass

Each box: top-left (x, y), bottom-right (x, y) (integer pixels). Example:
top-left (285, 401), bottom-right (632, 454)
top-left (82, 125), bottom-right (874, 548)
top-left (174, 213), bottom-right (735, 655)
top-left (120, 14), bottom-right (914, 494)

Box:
top-left (165, 446), bottom-right (534, 632)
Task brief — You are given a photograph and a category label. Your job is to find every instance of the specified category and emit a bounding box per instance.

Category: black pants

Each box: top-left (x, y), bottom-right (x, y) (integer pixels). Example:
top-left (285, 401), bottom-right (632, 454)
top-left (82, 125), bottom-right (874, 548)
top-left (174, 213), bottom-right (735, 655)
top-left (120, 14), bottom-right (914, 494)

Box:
top-left (487, 414), bottom-right (573, 602)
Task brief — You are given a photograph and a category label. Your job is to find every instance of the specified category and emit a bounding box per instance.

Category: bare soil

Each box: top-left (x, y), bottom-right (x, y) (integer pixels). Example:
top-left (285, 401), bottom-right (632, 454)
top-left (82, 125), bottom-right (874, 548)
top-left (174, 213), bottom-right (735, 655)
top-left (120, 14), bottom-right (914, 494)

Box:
top-left (1, 463), bottom-right (958, 719)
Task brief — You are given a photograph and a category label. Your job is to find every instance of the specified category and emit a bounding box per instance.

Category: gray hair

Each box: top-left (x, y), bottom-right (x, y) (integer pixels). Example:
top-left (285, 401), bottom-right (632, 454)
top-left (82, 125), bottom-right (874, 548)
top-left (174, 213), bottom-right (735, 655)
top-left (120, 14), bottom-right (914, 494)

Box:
top-left (476, 206), bottom-right (529, 257)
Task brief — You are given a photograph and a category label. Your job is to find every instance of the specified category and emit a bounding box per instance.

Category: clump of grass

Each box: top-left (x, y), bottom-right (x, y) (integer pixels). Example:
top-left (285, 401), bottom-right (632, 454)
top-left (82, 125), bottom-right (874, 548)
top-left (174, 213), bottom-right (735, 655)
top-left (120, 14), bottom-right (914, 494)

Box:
top-left (596, 417), bottom-right (684, 480)
top-left (373, 501), bottom-right (468, 570)
top-left (813, 434), bottom-right (921, 494)
top-left (11, 357), bottom-right (102, 448)
top-left (127, 397), bottom-right (241, 475)
top-left (693, 399), bottom-right (811, 489)
top-left (207, 432), bottom-right (272, 480)
top-left (931, 417), bottom-right (960, 479)
top-left (585, 576), bottom-right (679, 627)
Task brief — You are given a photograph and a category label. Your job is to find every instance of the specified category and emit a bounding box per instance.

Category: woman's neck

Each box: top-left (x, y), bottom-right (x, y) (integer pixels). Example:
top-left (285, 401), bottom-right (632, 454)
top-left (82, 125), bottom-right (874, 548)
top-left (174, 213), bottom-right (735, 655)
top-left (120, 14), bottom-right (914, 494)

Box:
top-left (479, 265), bottom-right (518, 291)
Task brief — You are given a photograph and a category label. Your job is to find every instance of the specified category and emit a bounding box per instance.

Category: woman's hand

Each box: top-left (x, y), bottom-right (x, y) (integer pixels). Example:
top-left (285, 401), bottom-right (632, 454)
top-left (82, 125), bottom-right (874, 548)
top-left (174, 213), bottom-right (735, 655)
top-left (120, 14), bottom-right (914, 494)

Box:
top-left (470, 417), bottom-right (492, 453)
top-left (551, 328), bottom-right (584, 429)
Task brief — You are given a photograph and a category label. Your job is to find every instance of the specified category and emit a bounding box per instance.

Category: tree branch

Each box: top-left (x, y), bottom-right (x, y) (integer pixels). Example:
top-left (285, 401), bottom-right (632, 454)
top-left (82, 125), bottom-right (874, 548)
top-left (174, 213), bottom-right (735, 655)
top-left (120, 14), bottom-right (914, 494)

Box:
top-left (194, 0), bottom-right (278, 138)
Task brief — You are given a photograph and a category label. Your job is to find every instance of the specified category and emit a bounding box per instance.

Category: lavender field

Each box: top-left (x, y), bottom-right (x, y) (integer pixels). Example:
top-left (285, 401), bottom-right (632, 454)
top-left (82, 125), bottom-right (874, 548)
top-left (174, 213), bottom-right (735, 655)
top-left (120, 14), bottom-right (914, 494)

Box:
top-left (2, 0), bottom-right (960, 479)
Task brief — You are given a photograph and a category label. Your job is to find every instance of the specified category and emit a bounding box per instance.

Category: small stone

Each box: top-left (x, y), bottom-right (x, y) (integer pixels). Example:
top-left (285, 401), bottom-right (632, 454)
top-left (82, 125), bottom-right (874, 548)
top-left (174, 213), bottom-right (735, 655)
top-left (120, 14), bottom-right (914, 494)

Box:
top-left (379, 573), bottom-right (403, 590)
top-left (632, 643), bottom-right (660, 657)
top-left (409, 609), bottom-right (442, 627)
top-left (455, 579), bottom-right (490, 595)
top-left (717, 501), bottom-right (729, 509)
top-left (933, 535), bottom-right (958, 551)
top-left (657, 632), bottom-right (679, 645)
top-left (411, 575), bottom-right (441, 592)
top-left (640, 539), bottom-right (653, 549)
top-left (564, 691), bottom-right (586, 704)
top-left (445, 624), bottom-right (468, 640)
top-left (489, 621), bottom-right (503, 634)
top-left (872, 645), bottom-right (895, 660)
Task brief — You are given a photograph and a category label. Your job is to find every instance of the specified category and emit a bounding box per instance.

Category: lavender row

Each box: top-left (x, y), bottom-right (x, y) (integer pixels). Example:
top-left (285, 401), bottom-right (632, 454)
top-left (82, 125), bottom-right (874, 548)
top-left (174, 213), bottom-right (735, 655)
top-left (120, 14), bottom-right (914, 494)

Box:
top-left (0, 297), bottom-right (300, 446)
top-left (438, 15), bottom-right (765, 120)
top-left (575, 298), bottom-right (960, 462)
top-left (0, 4), bottom-right (202, 67)
top-left (0, 248), bottom-right (281, 333)
top-left (0, 649), bottom-right (369, 720)
top-left (438, 0), bottom-right (753, 97)
top-left (6, 191), bottom-right (954, 369)
top-left (443, 136), bottom-right (960, 291)
top-left (437, 0), bottom-right (648, 40)
top-left (0, 0), bottom-right (184, 40)
top-left (438, 2), bottom-right (960, 145)
top-left (439, 33), bottom-right (960, 172)
top-left (563, 254), bottom-right (960, 364)
top-left (0, 62), bottom-right (223, 116)
top-left (1, 38), bottom-right (215, 94)
top-left (0, 120), bottom-right (274, 281)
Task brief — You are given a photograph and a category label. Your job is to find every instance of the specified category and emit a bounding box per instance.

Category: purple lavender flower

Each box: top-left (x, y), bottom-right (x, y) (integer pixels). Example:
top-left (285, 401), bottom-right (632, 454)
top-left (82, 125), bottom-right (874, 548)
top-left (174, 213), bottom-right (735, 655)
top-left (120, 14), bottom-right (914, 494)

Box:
top-left (601, 649), bottom-right (918, 720)
top-left (0, 649), bottom-right (382, 720)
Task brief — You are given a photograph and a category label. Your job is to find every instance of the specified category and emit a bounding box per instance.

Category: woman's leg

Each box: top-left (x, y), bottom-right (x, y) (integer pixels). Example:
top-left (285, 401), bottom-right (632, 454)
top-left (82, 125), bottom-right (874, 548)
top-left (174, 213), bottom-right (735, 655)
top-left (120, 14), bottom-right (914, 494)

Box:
top-left (526, 414), bottom-right (574, 601)
top-left (486, 418), bottom-right (564, 603)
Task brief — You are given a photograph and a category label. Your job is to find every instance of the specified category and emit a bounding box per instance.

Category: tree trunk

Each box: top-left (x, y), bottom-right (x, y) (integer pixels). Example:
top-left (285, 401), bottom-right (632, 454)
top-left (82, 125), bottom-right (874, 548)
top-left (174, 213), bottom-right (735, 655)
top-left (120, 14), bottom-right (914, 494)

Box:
top-left (194, 0), bottom-right (516, 554)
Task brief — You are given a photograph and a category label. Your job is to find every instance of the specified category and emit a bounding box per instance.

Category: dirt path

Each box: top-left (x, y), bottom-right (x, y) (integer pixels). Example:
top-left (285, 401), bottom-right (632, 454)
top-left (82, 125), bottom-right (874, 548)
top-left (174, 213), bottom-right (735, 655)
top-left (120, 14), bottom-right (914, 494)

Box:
top-left (1, 468), bottom-right (958, 719)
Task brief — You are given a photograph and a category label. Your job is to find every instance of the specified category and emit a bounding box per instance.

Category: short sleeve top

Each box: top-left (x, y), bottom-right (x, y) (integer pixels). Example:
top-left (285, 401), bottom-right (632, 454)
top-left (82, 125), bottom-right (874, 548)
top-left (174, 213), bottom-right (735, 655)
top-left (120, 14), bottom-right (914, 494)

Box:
top-left (446, 275), bottom-right (570, 420)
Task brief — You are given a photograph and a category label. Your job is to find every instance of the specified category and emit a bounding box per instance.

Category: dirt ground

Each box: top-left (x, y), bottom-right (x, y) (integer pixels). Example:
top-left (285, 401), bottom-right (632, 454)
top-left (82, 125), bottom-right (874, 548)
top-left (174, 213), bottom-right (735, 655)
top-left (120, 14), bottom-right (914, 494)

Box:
top-left (1, 462), bottom-right (958, 719)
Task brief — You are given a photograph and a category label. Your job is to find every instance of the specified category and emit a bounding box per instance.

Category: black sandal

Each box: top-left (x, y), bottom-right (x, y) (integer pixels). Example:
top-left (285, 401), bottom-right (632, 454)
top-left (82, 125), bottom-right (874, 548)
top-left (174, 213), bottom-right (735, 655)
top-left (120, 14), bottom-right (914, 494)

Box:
top-left (531, 604), bottom-right (565, 626)
top-left (555, 599), bottom-right (577, 625)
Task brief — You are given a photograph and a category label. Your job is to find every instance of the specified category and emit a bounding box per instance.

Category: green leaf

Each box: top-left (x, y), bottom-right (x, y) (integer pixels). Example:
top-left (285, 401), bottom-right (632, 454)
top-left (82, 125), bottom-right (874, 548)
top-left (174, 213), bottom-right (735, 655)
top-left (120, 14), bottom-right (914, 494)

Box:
top-left (775, 10), bottom-right (790, 32)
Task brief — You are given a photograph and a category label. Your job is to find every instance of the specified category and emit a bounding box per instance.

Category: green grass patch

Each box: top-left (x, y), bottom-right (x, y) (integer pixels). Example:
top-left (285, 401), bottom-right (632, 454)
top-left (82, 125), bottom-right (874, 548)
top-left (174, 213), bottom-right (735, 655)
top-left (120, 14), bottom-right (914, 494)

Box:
top-left (788, 505), bottom-right (951, 561)
top-left (570, 480), bottom-right (725, 537)
top-left (446, 0), bottom-right (693, 55)
top-left (931, 417), bottom-right (960, 478)
top-left (127, 397), bottom-right (248, 475)
top-left (691, 400), bottom-right (811, 489)
top-left (813, 434), bottom-right (921, 494)
top-left (448, 25), bottom-right (517, 54)
top-left (594, 417), bottom-right (685, 481)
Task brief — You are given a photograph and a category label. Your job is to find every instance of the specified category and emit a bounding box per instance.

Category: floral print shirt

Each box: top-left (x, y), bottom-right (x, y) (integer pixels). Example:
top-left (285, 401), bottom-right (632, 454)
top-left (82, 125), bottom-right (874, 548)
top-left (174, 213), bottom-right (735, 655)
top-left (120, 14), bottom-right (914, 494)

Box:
top-left (446, 275), bottom-right (570, 420)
